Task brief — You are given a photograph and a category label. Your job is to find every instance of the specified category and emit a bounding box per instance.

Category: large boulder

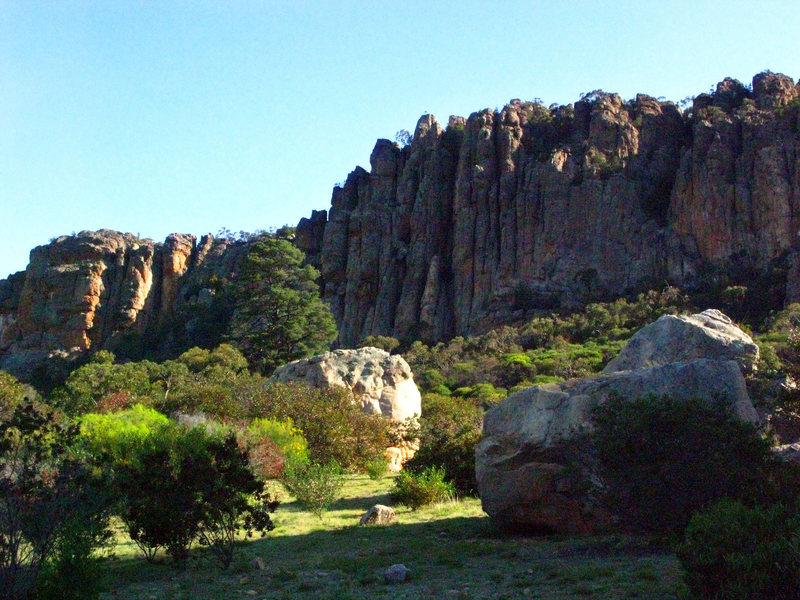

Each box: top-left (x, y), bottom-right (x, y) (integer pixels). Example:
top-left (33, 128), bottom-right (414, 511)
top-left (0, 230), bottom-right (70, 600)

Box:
top-left (603, 309), bottom-right (759, 374)
top-left (271, 347), bottom-right (421, 422)
top-left (476, 357), bottom-right (759, 534)
top-left (271, 347), bottom-right (422, 470)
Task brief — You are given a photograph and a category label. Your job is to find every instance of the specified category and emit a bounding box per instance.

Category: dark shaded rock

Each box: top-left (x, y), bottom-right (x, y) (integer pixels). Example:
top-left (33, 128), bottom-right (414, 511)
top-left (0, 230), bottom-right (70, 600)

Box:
top-left (384, 563), bottom-right (410, 584)
top-left (475, 358), bottom-right (757, 534)
top-left (753, 71), bottom-right (799, 109)
top-left (713, 77), bottom-right (752, 111)
top-left (295, 209), bottom-right (327, 272)
top-left (303, 72), bottom-right (800, 347)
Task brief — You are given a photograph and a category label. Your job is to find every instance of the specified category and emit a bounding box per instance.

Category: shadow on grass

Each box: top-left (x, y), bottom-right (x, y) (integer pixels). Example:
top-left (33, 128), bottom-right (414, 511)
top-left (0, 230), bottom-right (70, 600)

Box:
top-left (328, 491), bottom-right (393, 511)
top-left (274, 491), bottom-right (392, 516)
top-left (100, 512), bottom-right (683, 600)
top-left (103, 513), bottom-right (493, 572)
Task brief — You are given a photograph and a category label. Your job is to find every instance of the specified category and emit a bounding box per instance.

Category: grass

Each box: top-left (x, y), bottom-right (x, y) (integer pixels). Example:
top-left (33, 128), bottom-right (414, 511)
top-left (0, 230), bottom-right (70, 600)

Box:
top-left (97, 474), bottom-right (687, 599)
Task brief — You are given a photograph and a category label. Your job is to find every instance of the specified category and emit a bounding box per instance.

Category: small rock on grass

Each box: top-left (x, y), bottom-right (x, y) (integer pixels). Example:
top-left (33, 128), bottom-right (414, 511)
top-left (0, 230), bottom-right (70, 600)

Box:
top-left (384, 563), bottom-right (410, 584)
top-left (360, 504), bottom-right (397, 526)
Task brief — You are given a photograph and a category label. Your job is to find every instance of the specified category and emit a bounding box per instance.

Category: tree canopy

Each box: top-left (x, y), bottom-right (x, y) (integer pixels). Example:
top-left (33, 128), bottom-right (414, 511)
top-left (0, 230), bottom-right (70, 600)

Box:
top-left (227, 237), bottom-right (337, 375)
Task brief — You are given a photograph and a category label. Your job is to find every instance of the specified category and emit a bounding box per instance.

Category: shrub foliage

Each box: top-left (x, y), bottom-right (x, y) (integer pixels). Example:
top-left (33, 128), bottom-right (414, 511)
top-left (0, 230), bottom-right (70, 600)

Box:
top-left (404, 393), bottom-right (483, 496)
top-left (82, 412), bottom-right (278, 568)
top-left (0, 399), bottom-right (112, 600)
top-left (281, 460), bottom-right (344, 518)
top-left (259, 382), bottom-right (389, 470)
top-left (392, 466), bottom-right (455, 510)
top-left (678, 498), bottom-right (800, 600)
top-left (592, 394), bottom-right (774, 534)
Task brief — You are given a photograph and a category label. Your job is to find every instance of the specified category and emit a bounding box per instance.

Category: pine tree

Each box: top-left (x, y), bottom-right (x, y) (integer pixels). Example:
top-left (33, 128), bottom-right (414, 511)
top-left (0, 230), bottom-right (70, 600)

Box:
top-left (228, 236), bottom-right (337, 375)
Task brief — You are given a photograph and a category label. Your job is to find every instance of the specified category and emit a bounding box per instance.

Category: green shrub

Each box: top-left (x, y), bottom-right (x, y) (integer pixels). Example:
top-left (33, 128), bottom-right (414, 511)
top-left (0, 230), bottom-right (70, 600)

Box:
top-left (531, 374), bottom-right (564, 385)
top-left (431, 384), bottom-right (452, 396)
top-left (246, 418), bottom-right (309, 479)
top-left (501, 353), bottom-right (532, 367)
top-left (417, 368), bottom-right (446, 391)
top-left (470, 382), bottom-right (507, 408)
top-left (0, 399), bottom-right (112, 600)
top-left (56, 358), bottom-right (159, 415)
top-left (509, 381), bottom-right (534, 394)
top-left (54, 345), bottom-right (269, 421)
top-left (677, 498), bottom-right (800, 600)
top-left (282, 460), bottom-right (344, 518)
top-left (158, 366), bottom-right (266, 420)
top-left (34, 490), bottom-right (113, 600)
top-left (254, 383), bottom-right (389, 470)
top-left (359, 335), bottom-right (400, 353)
top-left (404, 394), bottom-right (483, 496)
top-left (194, 433), bottom-right (278, 569)
top-left (364, 455), bottom-right (390, 480)
top-left (177, 344), bottom-right (249, 374)
top-left (78, 404), bottom-right (171, 463)
top-left (391, 466), bottom-right (455, 509)
top-left (0, 370), bottom-right (28, 421)
top-left (592, 395), bottom-right (774, 534)
top-left (495, 353), bottom-right (537, 387)
top-left (448, 361), bottom-right (479, 388)
top-left (112, 424), bottom-right (276, 567)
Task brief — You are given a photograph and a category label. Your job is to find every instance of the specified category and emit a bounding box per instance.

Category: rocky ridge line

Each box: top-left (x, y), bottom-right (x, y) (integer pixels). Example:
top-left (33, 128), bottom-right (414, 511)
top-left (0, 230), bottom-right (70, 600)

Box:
top-left (1, 71), bottom-right (799, 372)
top-left (297, 71), bottom-right (800, 346)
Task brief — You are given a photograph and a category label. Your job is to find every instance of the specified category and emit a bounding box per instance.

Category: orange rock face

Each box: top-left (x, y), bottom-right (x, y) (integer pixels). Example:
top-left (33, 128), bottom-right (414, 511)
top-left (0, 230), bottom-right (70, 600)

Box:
top-left (0, 230), bottom-right (255, 375)
top-left (5, 231), bottom-right (158, 354)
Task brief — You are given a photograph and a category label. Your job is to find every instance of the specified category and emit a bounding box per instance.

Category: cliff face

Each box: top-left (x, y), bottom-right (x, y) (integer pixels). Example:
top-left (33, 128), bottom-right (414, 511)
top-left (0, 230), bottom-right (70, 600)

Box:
top-left (0, 229), bottom-right (249, 376)
top-left (297, 72), bottom-right (800, 346)
top-left (3, 72), bottom-right (799, 370)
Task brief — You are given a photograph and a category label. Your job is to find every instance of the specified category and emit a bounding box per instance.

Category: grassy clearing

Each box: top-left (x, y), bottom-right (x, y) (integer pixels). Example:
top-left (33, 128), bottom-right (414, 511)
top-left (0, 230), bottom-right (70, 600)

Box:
top-left (98, 474), bottom-right (687, 600)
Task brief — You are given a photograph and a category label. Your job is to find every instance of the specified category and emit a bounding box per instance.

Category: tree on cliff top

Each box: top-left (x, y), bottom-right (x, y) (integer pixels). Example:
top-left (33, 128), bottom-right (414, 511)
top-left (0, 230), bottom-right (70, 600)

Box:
top-left (228, 237), bottom-right (337, 375)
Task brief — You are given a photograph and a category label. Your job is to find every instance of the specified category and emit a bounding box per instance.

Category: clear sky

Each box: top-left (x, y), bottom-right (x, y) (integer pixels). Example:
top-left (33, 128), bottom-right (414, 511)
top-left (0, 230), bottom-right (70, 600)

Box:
top-left (2, 0), bottom-right (799, 278)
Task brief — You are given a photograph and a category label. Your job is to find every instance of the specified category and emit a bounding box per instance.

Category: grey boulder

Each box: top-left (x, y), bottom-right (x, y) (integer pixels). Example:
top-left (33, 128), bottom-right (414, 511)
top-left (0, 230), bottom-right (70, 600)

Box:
top-left (603, 309), bottom-right (759, 374)
top-left (475, 358), bottom-right (758, 533)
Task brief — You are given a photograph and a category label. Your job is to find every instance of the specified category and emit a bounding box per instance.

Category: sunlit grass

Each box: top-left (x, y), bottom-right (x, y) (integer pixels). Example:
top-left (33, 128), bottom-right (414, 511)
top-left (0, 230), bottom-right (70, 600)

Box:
top-left (98, 474), bottom-right (687, 600)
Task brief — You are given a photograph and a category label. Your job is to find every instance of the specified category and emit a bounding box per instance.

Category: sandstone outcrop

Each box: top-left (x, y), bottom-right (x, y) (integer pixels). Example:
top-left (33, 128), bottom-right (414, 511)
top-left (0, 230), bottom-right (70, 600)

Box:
top-left (270, 347), bottom-right (422, 471)
top-left (271, 347), bottom-right (421, 422)
top-left (475, 312), bottom-right (759, 534)
top-left (297, 71), bottom-right (800, 346)
top-left (603, 309), bottom-right (759, 374)
top-left (0, 229), bottom-right (249, 376)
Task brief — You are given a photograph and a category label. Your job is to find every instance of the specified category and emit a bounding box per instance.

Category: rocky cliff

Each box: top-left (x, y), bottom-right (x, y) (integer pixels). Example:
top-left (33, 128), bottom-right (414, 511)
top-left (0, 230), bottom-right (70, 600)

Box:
top-left (0, 230), bottom-right (249, 376)
top-left (3, 71), bottom-right (800, 372)
top-left (297, 71), bottom-right (800, 346)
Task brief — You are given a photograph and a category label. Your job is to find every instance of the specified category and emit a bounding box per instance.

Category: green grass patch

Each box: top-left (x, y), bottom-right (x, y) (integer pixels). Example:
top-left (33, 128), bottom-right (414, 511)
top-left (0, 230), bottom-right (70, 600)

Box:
top-left (97, 474), bottom-right (687, 599)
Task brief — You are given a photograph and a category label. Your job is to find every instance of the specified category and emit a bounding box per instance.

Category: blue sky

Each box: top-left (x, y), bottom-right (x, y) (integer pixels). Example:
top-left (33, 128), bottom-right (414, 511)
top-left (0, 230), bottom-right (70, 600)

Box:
top-left (2, 0), bottom-right (799, 278)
